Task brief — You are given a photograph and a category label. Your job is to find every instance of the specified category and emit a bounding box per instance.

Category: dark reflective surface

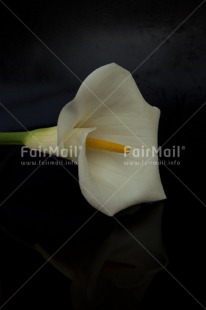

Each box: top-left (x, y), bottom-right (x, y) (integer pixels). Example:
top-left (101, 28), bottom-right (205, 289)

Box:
top-left (36, 202), bottom-right (167, 310)
top-left (0, 0), bottom-right (206, 309)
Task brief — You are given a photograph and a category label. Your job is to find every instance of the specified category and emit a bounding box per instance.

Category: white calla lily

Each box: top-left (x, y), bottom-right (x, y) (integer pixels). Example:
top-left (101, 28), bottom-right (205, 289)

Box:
top-left (0, 63), bottom-right (166, 216)
top-left (57, 63), bottom-right (166, 215)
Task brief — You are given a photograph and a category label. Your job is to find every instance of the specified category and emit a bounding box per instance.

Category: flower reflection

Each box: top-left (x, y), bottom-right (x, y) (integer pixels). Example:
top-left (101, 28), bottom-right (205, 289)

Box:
top-left (36, 202), bottom-right (168, 309)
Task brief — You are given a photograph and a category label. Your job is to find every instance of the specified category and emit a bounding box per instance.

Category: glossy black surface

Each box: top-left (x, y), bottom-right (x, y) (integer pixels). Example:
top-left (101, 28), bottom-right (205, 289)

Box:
top-left (0, 0), bottom-right (206, 309)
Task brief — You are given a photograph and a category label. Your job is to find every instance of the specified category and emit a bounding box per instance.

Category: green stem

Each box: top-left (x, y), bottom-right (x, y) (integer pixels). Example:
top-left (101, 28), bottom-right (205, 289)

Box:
top-left (0, 131), bottom-right (28, 145)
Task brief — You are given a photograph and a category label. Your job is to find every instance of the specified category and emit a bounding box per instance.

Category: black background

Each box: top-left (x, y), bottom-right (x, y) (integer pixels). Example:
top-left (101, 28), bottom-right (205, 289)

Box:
top-left (0, 0), bottom-right (206, 309)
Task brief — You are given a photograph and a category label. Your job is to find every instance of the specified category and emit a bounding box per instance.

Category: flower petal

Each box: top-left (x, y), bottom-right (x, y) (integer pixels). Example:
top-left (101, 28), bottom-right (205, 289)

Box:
top-left (58, 63), bottom-right (144, 145)
top-left (78, 138), bottom-right (165, 216)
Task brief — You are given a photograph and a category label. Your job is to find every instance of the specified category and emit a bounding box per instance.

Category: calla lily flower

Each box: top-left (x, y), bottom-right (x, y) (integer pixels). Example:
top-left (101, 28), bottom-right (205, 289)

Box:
top-left (0, 64), bottom-right (166, 216)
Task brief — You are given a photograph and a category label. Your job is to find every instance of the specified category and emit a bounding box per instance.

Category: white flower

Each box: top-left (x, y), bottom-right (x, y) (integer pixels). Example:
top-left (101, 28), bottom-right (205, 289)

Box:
top-left (0, 63), bottom-right (166, 216)
top-left (57, 63), bottom-right (166, 215)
